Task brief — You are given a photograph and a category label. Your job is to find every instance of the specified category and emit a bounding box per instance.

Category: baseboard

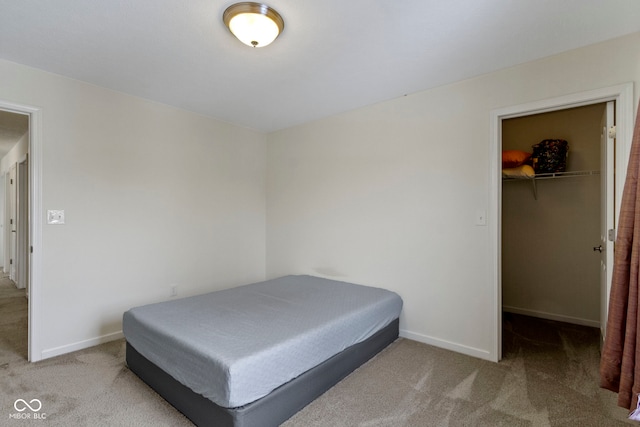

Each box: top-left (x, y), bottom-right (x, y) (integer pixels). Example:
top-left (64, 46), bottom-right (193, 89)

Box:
top-left (399, 329), bottom-right (493, 362)
top-left (502, 306), bottom-right (600, 328)
top-left (40, 330), bottom-right (124, 360)
top-left (44, 329), bottom-right (494, 364)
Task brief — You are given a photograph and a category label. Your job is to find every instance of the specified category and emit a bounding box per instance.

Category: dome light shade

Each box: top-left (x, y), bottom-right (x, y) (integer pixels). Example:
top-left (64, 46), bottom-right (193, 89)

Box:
top-left (223, 3), bottom-right (284, 48)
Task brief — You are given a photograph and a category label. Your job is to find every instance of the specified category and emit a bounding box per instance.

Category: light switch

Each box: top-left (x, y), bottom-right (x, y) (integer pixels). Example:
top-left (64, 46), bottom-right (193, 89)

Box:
top-left (475, 210), bottom-right (487, 226)
top-left (47, 210), bottom-right (65, 225)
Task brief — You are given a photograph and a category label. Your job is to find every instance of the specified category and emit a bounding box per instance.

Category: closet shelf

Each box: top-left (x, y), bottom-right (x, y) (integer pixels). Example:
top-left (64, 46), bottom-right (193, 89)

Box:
top-left (502, 170), bottom-right (600, 200)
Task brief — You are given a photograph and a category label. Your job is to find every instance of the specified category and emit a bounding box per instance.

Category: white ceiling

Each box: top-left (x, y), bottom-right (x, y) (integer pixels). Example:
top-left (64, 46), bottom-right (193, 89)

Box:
top-left (1, 1), bottom-right (640, 133)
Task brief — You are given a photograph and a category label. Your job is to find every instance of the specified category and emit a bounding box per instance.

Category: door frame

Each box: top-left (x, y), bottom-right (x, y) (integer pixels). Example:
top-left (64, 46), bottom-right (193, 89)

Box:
top-left (8, 163), bottom-right (16, 282)
top-left (0, 99), bottom-right (42, 362)
top-left (17, 154), bottom-right (29, 293)
top-left (489, 83), bottom-right (634, 361)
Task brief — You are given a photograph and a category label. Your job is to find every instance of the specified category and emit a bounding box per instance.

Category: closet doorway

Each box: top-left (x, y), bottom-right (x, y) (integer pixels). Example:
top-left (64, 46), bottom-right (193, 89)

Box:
top-left (501, 103), bottom-right (609, 330)
top-left (490, 83), bottom-right (634, 362)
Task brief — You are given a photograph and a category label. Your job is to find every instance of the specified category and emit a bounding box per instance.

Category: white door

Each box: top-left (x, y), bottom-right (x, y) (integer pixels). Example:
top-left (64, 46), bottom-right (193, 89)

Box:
top-left (17, 156), bottom-right (29, 292)
top-left (600, 101), bottom-right (615, 343)
top-left (8, 164), bottom-right (16, 282)
top-left (3, 172), bottom-right (9, 272)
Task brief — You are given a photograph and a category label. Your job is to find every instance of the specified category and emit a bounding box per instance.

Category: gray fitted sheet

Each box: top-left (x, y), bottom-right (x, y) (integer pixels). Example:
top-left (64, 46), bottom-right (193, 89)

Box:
top-left (122, 275), bottom-right (402, 408)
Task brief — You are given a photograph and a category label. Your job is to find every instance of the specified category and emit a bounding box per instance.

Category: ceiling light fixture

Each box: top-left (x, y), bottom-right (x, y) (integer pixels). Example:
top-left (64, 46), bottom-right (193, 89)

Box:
top-left (223, 2), bottom-right (284, 48)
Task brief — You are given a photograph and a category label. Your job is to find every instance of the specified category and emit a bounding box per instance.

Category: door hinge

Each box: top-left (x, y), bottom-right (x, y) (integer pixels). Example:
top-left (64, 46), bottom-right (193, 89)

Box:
top-left (30, 246), bottom-right (33, 254)
top-left (10, 178), bottom-right (13, 185)
top-left (608, 228), bottom-right (616, 242)
top-left (9, 258), bottom-right (12, 265)
top-left (608, 126), bottom-right (617, 139)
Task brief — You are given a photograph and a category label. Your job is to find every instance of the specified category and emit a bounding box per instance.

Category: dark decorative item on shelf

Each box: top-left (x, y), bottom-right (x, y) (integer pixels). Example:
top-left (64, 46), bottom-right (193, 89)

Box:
top-left (531, 139), bottom-right (568, 173)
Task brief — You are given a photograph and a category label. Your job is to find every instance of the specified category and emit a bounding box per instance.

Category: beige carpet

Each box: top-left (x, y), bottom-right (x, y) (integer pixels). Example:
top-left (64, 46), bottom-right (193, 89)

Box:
top-left (0, 284), bottom-right (635, 426)
top-left (285, 314), bottom-right (634, 426)
top-left (0, 271), bottom-right (27, 364)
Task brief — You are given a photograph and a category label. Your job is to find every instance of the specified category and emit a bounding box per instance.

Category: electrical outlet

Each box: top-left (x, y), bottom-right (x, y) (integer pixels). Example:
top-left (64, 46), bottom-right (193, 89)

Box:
top-left (170, 285), bottom-right (178, 297)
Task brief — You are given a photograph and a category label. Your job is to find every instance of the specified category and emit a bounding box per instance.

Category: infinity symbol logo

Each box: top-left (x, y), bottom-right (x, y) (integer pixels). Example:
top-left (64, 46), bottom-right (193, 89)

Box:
top-left (14, 398), bottom-right (42, 412)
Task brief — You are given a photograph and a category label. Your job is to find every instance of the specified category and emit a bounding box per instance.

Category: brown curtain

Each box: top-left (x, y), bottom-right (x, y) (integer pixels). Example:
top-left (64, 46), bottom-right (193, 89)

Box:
top-left (601, 99), bottom-right (640, 410)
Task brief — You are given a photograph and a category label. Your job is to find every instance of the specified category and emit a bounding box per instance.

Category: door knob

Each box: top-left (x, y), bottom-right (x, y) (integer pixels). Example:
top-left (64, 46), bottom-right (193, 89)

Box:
top-left (593, 245), bottom-right (603, 253)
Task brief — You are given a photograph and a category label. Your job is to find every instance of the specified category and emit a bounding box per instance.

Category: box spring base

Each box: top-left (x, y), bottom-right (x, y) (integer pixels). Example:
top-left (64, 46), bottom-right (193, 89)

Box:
top-left (126, 317), bottom-right (399, 427)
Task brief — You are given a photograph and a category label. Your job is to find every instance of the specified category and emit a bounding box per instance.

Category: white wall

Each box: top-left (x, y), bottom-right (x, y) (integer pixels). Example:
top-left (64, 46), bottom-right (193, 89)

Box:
top-left (2, 31), bottom-right (639, 363)
top-left (0, 130), bottom-right (29, 274)
top-left (0, 129), bottom-right (28, 174)
top-left (0, 59), bottom-right (267, 359)
top-left (266, 32), bottom-right (640, 361)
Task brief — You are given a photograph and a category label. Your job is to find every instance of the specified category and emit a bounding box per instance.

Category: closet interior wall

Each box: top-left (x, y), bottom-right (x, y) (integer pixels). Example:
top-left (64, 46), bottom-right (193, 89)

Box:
top-left (502, 103), bottom-right (605, 327)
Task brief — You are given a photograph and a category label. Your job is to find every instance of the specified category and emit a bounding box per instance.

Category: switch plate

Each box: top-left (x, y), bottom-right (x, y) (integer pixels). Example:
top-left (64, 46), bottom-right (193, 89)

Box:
top-left (47, 210), bottom-right (65, 225)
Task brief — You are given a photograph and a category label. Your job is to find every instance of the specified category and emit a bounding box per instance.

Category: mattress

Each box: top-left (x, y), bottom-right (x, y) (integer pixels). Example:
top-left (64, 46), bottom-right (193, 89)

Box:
top-left (126, 320), bottom-right (400, 427)
top-left (122, 275), bottom-right (402, 408)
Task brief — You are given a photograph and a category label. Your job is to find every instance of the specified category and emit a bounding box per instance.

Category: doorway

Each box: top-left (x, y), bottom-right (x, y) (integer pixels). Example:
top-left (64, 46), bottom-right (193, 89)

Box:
top-left (0, 99), bottom-right (42, 362)
top-left (0, 111), bottom-right (29, 360)
top-left (501, 103), bottom-right (607, 330)
top-left (489, 83), bottom-right (634, 362)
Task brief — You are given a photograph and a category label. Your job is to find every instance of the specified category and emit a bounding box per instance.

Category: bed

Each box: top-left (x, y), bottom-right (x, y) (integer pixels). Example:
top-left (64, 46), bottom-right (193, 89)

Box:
top-left (123, 275), bottom-right (403, 427)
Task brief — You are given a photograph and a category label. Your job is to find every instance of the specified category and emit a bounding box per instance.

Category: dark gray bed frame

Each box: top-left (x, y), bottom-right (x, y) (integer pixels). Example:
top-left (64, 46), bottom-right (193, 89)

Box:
top-left (126, 318), bottom-right (399, 427)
